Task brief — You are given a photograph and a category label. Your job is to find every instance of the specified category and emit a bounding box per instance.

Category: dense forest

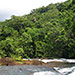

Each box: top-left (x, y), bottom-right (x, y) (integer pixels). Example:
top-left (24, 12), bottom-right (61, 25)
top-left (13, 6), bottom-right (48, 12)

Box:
top-left (0, 0), bottom-right (75, 59)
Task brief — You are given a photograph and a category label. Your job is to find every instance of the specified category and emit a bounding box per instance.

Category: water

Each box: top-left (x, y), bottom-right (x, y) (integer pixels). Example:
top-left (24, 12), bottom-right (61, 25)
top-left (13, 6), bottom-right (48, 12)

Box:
top-left (33, 71), bottom-right (61, 75)
top-left (54, 66), bottom-right (75, 75)
top-left (33, 66), bottom-right (75, 75)
top-left (0, 59), bottom-right (75, 75)
top-left (0, 65), bottom-right (61, 75)
top-left (33, 59), bottom-right (75, 75)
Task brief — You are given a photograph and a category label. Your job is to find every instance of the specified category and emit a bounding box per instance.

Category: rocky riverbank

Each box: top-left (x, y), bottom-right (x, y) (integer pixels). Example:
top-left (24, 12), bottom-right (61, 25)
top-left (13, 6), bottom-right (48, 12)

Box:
top-left (0, 57), bottom-right (74, 68)
top-left (0, 58), bottom-right (75, 75)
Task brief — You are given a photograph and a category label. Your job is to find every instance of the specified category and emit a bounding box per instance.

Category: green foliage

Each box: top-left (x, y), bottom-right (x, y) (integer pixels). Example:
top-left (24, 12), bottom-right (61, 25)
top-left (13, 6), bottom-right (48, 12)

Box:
top-left (0, 0), bottom-right (75, 59)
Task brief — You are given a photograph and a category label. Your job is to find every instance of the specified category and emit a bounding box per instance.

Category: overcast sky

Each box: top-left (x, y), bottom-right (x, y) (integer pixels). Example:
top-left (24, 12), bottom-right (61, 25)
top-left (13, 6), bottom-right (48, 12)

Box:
top-left (0, 0), bottom-right (67, 21)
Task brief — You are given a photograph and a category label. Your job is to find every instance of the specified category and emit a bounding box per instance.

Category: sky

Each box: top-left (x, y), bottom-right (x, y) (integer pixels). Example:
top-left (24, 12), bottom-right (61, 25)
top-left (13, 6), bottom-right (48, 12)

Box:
top-left (0, 0), bottom-right (67, 21)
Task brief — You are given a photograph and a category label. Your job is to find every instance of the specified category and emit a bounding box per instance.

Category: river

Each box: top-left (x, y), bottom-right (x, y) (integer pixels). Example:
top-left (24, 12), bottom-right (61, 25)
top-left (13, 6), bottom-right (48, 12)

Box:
top-left (0, 59), bottom-right (75, 75)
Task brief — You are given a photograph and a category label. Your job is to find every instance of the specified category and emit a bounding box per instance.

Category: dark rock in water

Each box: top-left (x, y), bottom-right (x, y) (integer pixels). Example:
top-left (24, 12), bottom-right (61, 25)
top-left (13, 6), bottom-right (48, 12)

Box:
top-left (0, 65), bottom-right (61, 75)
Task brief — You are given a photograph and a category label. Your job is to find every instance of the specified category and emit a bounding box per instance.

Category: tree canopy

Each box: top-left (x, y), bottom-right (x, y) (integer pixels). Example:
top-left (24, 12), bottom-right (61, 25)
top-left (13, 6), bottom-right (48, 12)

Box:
top-left (0, 0), bottom-right (75, 59)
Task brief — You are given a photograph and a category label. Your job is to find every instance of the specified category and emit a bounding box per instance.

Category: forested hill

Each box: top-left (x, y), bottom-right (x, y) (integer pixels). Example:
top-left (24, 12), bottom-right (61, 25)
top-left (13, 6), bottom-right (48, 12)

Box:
top-left (0, 0), bottom-right (75, 59)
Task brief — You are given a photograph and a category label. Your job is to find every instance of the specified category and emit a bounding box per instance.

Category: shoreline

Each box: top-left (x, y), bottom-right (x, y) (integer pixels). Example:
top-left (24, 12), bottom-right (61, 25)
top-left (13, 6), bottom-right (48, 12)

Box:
top-left (0, 57), bottom-right (75, 68)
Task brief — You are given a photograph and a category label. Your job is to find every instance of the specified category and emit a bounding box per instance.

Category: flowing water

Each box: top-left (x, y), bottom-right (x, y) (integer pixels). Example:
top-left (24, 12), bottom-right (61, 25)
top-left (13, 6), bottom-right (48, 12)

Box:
top-left (0, 59), bottom-right (75, 75)
top-left (33, 60), bottom-right (75, 75)
top-left (29, 59), bottom-right (75, 75)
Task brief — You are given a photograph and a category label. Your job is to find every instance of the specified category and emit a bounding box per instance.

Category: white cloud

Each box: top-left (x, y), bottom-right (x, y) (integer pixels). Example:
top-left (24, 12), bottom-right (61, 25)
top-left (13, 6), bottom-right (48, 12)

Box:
top-left (0, 0), bottom-right (67, 21)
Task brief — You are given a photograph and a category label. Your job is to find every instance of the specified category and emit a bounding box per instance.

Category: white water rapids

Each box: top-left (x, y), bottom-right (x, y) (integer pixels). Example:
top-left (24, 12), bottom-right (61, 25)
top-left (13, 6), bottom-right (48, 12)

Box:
top-left (32, 59), bottom-right (75, 75)
top-left (33, 71), bottom-right (60, 75)
top-left (33, 66), bottom-right (75, 75)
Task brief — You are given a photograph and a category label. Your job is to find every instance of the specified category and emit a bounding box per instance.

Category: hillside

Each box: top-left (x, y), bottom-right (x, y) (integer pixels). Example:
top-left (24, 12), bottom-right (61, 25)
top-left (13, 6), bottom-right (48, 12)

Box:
top-left (0, 0), bottom-right (75, 59)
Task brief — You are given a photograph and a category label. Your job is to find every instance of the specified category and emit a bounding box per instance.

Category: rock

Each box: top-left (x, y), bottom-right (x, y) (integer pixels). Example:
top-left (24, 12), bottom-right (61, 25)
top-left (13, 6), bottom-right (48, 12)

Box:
top-left (45, 61), bottom-right (69, 68)
top-left (31, 60), bottom-right (44, 65)
top-left (23, 59), bottom-right (44, 65)
top-left (0, 57), bottom-right (22, 66)
top-left (23, 60), bottom-right (33, 65)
